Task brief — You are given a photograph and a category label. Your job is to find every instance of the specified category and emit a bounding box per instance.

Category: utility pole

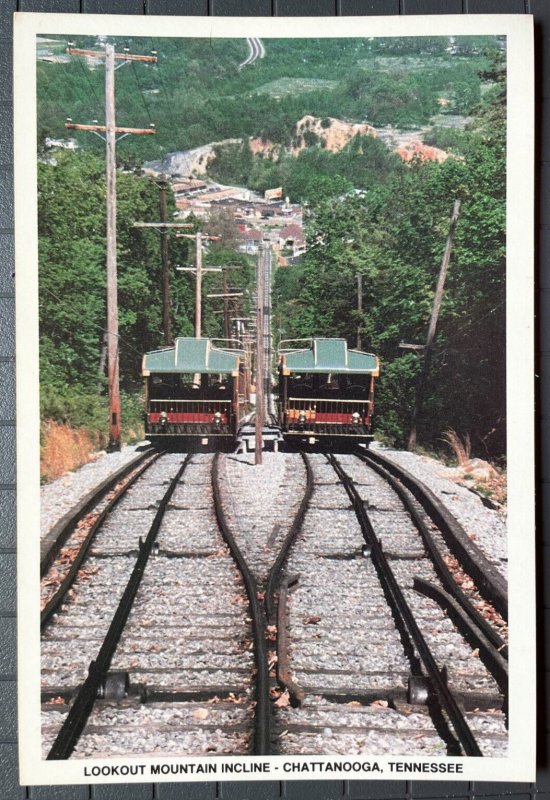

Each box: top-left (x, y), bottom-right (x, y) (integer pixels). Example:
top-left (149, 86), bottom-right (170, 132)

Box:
top-left (222, 268), bottom-right (230, 340)
top-left (159, 179), bottom-right (172, 344)
top-left (133, 184), bottom-right (193, 345)
top-left (66, 43), bottom-right (157, 451)
top-left (176, 231), bottom-right (221, 338)
top-left (263, 240), bottom-right (273, 415)
top-left (255, 243), bottom-right (266, 465)
top-left (357, 273), bottom-right (363, 351)
top-left (233, 317), bottom-right (254, 406)
top-left (407, 199), bottom-right (461, 451)
top-left (206, 265), bottom-right (244, 341)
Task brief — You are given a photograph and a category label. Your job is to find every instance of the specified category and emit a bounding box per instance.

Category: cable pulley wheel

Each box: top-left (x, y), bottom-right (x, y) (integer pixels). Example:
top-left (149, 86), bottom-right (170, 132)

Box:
top-left (407, 674), bottom-right (430, 705)
top-left (98, 671), bottom-right (130, 700)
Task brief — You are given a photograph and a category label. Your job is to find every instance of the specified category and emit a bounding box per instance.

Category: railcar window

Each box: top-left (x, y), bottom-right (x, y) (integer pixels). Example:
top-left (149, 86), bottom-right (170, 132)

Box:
top-left (207, 377), bottom-right (231, 399)
top-left (287, 374), bottom-right (371, 399)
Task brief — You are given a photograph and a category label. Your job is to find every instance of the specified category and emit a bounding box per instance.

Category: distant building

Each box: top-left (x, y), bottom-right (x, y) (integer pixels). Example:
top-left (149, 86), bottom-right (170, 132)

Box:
top-left (278, 223), bottom-right (306, 257)
top-left (198, 187), bottom-right (252, 203)
top-left (264, 187), bottom-right (283, 201)
top-left (44, 137), bottom-right (78, 151)
top-left (174, 185), bottom-right (252, 214)
top-left (172, 179), bottom-right (208, 199)
top-left (238, 228), bottom-right (263, 255)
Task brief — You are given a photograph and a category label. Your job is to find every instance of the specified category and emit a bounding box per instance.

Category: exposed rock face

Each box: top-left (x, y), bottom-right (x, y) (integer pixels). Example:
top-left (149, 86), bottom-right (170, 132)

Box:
top-left (293, 115), bottom-right (377, 153)
top-left (143, 139), bottom-right (242, 177)
top-left (395, 140), bottom-right (449, 164)
top-left (249, 115), bottom-right (378, 158)
top-left (143, 115), bottom-right (449, 177)
top-left (462, 458), bottom-right (501, 484)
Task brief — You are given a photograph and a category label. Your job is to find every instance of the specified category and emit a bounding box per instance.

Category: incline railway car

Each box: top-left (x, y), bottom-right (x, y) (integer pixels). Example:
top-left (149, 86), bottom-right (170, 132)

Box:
top-left (142, 337), bottom-right (246, 447)
top-left (278, 338), bottom-right (379, 446)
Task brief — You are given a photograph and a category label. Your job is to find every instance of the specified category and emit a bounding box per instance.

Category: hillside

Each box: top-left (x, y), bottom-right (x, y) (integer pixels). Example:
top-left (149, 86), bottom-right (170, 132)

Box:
top-left (36, 33), bottom-right (508, 456)
top-left (37, 34), bottom-right (499, 165)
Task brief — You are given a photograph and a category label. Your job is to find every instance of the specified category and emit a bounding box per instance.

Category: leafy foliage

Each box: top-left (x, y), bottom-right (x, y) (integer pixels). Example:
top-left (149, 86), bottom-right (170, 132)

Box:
top-left (38, 151), bottom-right (255, 411)
top-left (38, 150), bottom-right (195, 396)
top-left (273, 103), bottom-right (506, 456)
top-left (36, 35), bottom-right (507, 458)
top-left (37, 35), bottom-right (495, 160)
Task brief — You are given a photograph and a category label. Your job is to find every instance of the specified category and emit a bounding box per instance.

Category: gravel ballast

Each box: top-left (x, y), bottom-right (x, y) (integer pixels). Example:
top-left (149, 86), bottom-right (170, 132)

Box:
top-left (40, 443), bottom-right (149, 541)
top-left (40, 442), bottom-right (509, 759)
top-left (373, 444), bottom-right (507, 580)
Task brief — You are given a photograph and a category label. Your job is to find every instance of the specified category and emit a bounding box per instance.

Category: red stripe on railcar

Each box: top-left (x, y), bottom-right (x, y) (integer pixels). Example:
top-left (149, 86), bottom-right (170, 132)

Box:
top-left (313, 413), bottom-right (355, 424)
top-left (148, 412), bottom-right (228, 424)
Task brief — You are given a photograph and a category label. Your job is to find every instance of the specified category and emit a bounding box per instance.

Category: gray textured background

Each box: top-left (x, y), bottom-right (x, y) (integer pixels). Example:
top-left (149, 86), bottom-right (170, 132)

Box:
top-left (1, 0), bottom-right (545, 797)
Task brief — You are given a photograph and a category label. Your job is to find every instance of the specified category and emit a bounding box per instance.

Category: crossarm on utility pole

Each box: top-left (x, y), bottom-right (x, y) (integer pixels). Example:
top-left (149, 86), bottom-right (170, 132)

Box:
top-left (65, 123), bottom-right (156, 135)
top-left (132, 222), bottom-right (194, 228)
top-left (176, 233), bottom-right (221, 338)
top-left (67, 47), bottom-right (158, 63)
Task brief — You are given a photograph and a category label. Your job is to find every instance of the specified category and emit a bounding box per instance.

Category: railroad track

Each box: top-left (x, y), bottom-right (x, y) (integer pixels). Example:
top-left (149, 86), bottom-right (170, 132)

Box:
top-left (271, 450), bottom-right (508, 758)
top-left (41, 452), bottom-right (269, 759)
top-left (40, 447), bottom-right (508, 759)
top-left (41, 449), bottom-right (160, 627)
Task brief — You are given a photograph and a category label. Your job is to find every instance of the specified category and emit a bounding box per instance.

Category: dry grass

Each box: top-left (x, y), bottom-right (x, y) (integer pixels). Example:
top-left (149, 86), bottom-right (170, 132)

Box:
top-left (441, 428), bottom-right (507, 509)
top-left (41, 421), bottom-right (106, 482)
top-left (441, 428), bottom-right (471, 466)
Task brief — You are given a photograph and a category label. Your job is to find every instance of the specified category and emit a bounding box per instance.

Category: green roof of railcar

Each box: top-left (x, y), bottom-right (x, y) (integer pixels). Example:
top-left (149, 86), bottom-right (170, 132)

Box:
top-left (142, 337), bottom-right (241, 375)
top-left (279, 338), bottom-right (379, 374)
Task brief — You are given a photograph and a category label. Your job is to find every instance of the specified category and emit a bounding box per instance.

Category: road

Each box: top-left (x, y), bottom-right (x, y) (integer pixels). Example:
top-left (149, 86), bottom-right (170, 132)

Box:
top-left (239, 37), bottom-right (265, 68)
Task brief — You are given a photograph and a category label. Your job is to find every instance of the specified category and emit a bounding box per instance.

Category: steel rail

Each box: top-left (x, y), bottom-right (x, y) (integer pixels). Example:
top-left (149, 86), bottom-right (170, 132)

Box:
top-left (41, 452), bottom-right (161, 630)
top-left (40, 446), bottom-right (156, 577)
top-left (413, 578), bottom-right (508, 694)
top-left (277, 574), bottom-right (305, 706)
top-left (362, 448), bottom-right (508, 619)
top-left (265, 452), bottom-right (313, 621)
top-left (327, 453), bottom-right (483, 757)
top-left (47, 455), bottom-right (191, 760)
top-left (354, 449), bottom-right (508, 663)
top-left (211, 453), bottom-right (271, 755)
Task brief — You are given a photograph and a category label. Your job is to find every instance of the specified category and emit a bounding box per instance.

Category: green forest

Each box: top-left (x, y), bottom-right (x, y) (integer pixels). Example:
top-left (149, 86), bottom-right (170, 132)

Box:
top-left (36, 33), bottom-right (507, 464)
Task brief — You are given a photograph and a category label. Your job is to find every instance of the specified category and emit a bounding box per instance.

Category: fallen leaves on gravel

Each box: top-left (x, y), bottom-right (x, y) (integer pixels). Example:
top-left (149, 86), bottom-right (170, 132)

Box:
top-left (266, 625), bottom-right (277, 641)
top-left (274, 690), bottom-right (291, 708)
top-left (442, 553), bottom-right (508, 635)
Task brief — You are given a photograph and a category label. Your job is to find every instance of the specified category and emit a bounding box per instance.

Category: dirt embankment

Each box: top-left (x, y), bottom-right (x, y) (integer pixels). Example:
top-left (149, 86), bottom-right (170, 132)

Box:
top-left (250, 115), bottom-right (378, 157)
top-left (41, 421), bottom-right (105, 482)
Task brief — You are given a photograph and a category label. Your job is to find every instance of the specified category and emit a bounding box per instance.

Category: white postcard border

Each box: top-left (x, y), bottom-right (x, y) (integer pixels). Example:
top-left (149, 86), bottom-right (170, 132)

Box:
top-left (14, 11), bottom-right (535, 785)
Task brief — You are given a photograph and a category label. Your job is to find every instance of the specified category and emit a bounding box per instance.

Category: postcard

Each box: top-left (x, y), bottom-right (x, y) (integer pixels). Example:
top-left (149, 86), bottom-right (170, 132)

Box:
top-left (15, 11), bottom-right (535, 785)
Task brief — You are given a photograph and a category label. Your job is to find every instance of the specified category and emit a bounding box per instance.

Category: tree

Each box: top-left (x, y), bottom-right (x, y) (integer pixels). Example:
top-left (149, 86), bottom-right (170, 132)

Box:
top-left (38, 150), bottom-right (193, 394)
top-left (274, 106), bottom-right (507, 456)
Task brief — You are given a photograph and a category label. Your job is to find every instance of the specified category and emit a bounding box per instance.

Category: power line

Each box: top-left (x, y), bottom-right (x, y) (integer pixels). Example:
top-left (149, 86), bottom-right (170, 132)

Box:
top-left (438, 299), bottom-right (506, 346)
top-left (36, 63), bottom-right (71, 130)
top-left (127, 44), bottom-right (154, 126)
top-left (148, 38), bottom-right (181, 148)
top-left (70, 43), bottom-right (103, 116)
top-left (399, 299), bottom-right (506, 358)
